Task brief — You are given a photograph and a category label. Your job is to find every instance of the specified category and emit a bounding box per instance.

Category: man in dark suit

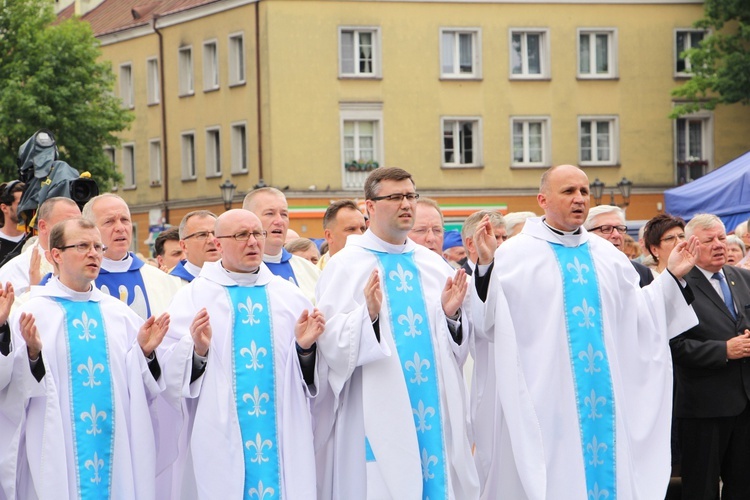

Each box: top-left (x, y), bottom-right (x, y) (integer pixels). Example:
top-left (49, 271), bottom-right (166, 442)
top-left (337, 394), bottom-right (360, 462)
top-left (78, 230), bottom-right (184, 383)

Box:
top-left (671, 213), bottom-right (750, 499)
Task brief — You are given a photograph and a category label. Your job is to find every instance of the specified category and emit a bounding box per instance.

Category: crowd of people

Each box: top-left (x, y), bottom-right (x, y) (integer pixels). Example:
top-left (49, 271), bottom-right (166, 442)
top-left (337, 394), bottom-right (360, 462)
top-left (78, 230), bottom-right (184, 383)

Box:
top-left (0, 164), bottom-right (744, 499)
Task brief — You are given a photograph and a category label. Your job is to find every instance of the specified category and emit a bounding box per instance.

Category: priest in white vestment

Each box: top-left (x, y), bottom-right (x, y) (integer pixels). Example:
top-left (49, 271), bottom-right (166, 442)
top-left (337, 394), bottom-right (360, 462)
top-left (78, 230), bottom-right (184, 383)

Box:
top-left (0, 218), bottom-right (170, 500)
top-left (471, 165), bottom-right (700, 499)
top-left (160, 209), bottom-right (325, 499)
top-left (316, 168), bottom-right (479, 499)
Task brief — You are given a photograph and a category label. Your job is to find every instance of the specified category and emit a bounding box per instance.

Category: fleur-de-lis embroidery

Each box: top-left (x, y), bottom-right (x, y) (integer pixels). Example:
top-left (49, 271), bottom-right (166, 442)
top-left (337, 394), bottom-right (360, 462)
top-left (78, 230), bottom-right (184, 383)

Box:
top-left (584, 389), bottom-right (607, 420)
top-left (567, 257), bottom-right (590, 285)
top-left (572, 298), bottom-right (596, 328)
top-left (245, 433), bottom-right (273, 464)
top-left (243, 386), bottom-right (270, 417)
top-left (248, 480), bottom-right (275, 499)
top-left (404, 352), bottom-right (430, 385)
top-left (84, 451), bottom-right (104, 484)
top-left (77, 357), bottom-right (105, 388)
top-left (240, 341), bottom-right (267, 370)
top-left (579, 344), bottom-right (604, 374)
top-left (586, 435), bottom-right (607, 467)
top-left (238, 298), bottom-right (263, 325)
top-left (81, 404), bottom-right (107, 435)
top-left (72, 312), bottom-right (98, 341)
top-left (389, 264), bottom-right (414, 293)
top-left (588, 483), bottom-right (610, 500)
top-left (398, 307), bottom-right (423, 338)
top-left (413, 400), bottom-right (435, 433)
top-left (420, 447), bottom-right (438, 481)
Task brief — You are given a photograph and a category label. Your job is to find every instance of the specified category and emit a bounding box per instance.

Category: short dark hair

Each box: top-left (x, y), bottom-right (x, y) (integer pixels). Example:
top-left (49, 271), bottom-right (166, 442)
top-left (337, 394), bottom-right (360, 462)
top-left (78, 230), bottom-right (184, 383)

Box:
top-left (0, 180), bottom-right (25, 226)
top-left (154, 227), bottom-right (180, 257)
top-left (49, 218), bottom-right (96, 252)
top-left (364, 168), bottom-right (414, 200)
top-left (323, 200), bottom-right (360, 230)
top-left (643, 214), bottom-right (685, 260)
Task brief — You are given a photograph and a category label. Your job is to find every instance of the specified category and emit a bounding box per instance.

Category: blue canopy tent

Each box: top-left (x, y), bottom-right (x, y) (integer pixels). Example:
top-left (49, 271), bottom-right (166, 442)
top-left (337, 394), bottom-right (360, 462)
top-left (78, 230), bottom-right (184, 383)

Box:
top-left (664, 151), bottom-right (750, 231)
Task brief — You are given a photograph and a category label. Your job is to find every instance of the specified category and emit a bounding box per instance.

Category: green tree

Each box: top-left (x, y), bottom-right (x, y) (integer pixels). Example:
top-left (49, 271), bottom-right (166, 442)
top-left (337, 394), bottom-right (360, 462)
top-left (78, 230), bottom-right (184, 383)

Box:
top-left (671, 0), bottom-right (750, 117)
top-left (0, 0), bottom-right (132, 188)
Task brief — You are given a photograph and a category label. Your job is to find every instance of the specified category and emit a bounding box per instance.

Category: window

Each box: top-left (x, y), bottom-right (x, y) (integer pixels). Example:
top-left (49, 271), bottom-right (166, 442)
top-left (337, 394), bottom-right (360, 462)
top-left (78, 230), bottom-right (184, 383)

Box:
top-left (339, 27), bottom-right (381, 78)
top-left (579, 116), bottom-right (618, 166)
top-left (203, 40), bottom-right (219, 91)
top-left (181, 132), bottom-right (196, 180)
top-left (228, 33), bottom-right (246, 86)
top-left (231, 122), bottom-right (248, 174)
top-left (104, 147), bottom-right (115, 167)
top-left (675, 29), bottom-right (706, 76)
top-left (178, 46), bottom-right (194, 96)
top-left (146, 58), bottom-right (159, 105)
top-left (440, 28), bottom-right (481, 79)
top-left (122, 144), bottom-right (135, 189)
top-left (119, 63), bottom-right (134, 109)
top-left (511, 117), bottom-right (551, 167)
top-left (206, 127), bottom-right (221, 178)
top-left (149, 139), bottom-right (162, 185)
top-left (675, 115), bottom-right (712, 184)
top-left (442, 118), bottom-right (482, 168)
top-left (340, 103), bottom-right (384, 191)
top-left (577, 29), bottom-right (617, 79)
top-left (509, 29), bottom-right (550, 79)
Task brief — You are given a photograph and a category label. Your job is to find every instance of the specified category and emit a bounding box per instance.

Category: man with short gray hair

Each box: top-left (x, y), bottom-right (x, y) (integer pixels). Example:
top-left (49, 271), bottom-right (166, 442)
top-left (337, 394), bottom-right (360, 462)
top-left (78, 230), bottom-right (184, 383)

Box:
top-left (170, 210), bottom-right (220, 282)
top-left (459, 210), bottom-right (506, 275)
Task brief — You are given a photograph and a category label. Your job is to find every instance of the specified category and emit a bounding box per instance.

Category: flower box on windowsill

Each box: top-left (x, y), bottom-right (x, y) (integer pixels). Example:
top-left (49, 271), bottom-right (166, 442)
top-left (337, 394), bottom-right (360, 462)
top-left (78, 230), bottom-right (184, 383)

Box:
top-left (345, 160), bottom-right (379, 173)
top-left (676, 159), bottom-right (708, 168)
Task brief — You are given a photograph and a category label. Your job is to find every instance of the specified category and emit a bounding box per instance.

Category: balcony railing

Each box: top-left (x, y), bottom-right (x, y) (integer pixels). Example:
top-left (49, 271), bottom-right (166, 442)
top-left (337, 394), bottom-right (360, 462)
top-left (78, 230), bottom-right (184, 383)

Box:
top-left (677, 159), bottom-right (708, 185)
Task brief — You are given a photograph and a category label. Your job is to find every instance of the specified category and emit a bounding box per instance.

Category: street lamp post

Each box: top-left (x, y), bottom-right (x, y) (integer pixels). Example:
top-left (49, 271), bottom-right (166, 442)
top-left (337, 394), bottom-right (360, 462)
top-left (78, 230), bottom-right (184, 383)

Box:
top-left (589, 177), bottom-right (633, 208)
top-left (219, 179), bottom-right (237, 211)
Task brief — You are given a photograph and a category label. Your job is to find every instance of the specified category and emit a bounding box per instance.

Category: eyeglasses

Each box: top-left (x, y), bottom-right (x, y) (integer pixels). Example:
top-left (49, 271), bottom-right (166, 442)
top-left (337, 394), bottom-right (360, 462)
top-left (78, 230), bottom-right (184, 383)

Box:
top-left (57, 242), bottom-right (108, 254)
top-left (660, 233), bottom-right (686, 244)
top-left (590, 224), bottom-right (627, 235)
top-left (215, 230), bottom-right (267, 241)
top-left (411, 226), bottom-right (444, 237)
top-left (369, 193), bottom-right (420, 203)
top-left (183, 230), bottom-right (215, 241)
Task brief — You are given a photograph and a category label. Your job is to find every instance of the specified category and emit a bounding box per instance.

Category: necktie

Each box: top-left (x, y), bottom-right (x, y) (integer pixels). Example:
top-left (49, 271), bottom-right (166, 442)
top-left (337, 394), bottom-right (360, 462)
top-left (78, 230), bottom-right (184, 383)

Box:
top-left (713, 272), bottom-right (736, 319)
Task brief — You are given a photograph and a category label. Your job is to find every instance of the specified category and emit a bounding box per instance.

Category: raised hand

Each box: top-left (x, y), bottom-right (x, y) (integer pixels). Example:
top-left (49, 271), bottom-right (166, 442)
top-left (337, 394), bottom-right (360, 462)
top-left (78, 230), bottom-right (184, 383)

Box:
top-left (190, 308), bottom-right (212, 357)
top-left (295, 308), bottom-right (326, 350)
top-left (365, 269), bottom-right (382, 322)
top-left (138, 313), bottom-right (170, 357)
top-left (442, 268), bottom-right (468, 318)
top-left (29, 247), bottom-right (42, 286)
top-left (19, 312), bottom-right (42, 360)
top-left (666, 235), bottom-right (699, 279)
top-left (0, 283), bottom-right (14, 325)
top-left (474, 215), bottom-right (497, 265)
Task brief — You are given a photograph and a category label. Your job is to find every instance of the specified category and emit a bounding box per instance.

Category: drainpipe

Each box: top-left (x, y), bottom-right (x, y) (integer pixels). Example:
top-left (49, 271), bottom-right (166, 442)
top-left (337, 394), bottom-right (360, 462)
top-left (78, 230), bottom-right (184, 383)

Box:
top-left (255, 1), bottom-right (263, 183)
top-left (153, 15), bottom-right (170, 224)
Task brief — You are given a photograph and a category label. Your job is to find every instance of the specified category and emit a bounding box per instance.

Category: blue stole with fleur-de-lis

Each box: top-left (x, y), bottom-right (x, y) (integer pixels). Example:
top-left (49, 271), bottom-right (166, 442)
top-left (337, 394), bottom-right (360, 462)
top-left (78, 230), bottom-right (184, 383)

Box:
top-left (370, 250), bottom-right (448, 499)
top-left (57, 298), bottom-right (114, 499)
top-left (549, 242), bottom-right (616, 500)
top-left (227, 285), bottom-right (281, 500)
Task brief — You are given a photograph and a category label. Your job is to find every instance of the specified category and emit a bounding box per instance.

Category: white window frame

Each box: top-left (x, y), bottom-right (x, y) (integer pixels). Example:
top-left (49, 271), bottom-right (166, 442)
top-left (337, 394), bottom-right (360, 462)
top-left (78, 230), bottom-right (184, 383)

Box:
top-left (181, 131), bottom-right (197, 180)
top-left (203, 39), bottom-right (219, 92)
top-left (674, 111), bottom-right (713, 184)
top-left (119, 63), bottom-right (134, 109)
top-left (439, 28), bottom-right (482, 80)
top-left (578, 115), bottom-right (619, 166)
top-left (228, 32), bottom-right (246, 86)
top-left (674, 29), bottom-right (707, 78)
top-left (338, 26), bottom-right (382, 78)
top-left (339, 102), bottom-right (384, 191)
top-left (178, 46), bottom-right (194, 96)
top-left (205, 127), bottom-right (222, 178)
top-left (146, 57), bottom-right (159, 105)
top-left (149, 139), bottom-right (162, 186)
top-left (510, 116), bottom-right (552, 168)
top-left (441, 117), bottom-right (483, 168)
top-left (231, 121), bottom-right (249, 174)
top-left (122, 143), bottom-right (136, 189)
top-left (509, 28), bottom-right (550, 80)
top-left (576, 28), bottom-right (618, 79)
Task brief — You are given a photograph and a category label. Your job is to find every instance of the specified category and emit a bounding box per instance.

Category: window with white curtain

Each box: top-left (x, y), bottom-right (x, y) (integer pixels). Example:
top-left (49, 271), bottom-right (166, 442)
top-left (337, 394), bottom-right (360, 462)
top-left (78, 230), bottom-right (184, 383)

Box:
top-left (149, 139), bottom-right (162, 185)
top-left (675, 30), bottom-right (706, 76)
top-left (339, 27), bottom-right (381, 78)
top-left (146, 58), bottom-right (160, 105)
top-left (203, 40), bottom-right (219, 91)
top-left (231, 122), bottom-right (248, 174)
top-left (442, 118), bottom-right (482, 167)
top-left (178, 46), bottom-right (194, 96)
top-left (340, 103), bottom-right (384, 190)
top-left (511, 117), bottom-right (551, 167)
top-left (510, 29), bottom-right (550, 79)
top-left (579, 116), bottom-right (618, 166)
top-left (228, 33), bottom-right (246, 85)
top-left (675, 116), bottom-right (712, 184)
top-left (119, 63), bottom-right (134, 109)
top-left (440, 28), bottom-right (481, 79)
top-left (206, 127), bottom-right (221, 177)
top-left (181, 132), bottom-right (196, 180)
top-left (122, 144), bottom-right (136, 189)
top-left (577, 29), bottom-right (617, 79)
top-left (343, 121), bottom-right (377, 164)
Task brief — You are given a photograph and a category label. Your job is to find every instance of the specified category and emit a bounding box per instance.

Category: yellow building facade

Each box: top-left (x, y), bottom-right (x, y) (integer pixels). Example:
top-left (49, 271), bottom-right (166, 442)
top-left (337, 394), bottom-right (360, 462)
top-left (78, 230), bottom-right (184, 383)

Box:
top-left (80, 0), bottom-right (749, 254)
